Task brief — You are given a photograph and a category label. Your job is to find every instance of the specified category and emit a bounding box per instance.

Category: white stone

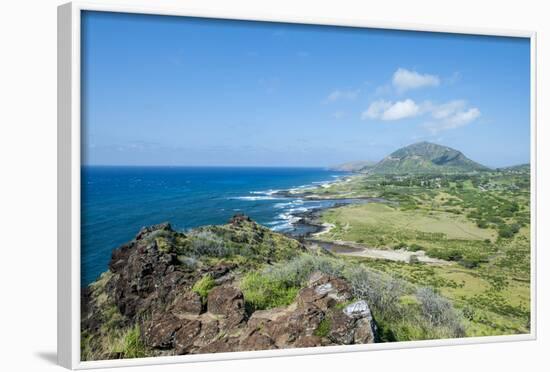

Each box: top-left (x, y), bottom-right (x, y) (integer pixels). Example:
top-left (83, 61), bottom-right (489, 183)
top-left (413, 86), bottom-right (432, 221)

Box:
top-left (344, 300), bottom-right (372, 319)
top-left (315, 282), bottom-right (333, 295)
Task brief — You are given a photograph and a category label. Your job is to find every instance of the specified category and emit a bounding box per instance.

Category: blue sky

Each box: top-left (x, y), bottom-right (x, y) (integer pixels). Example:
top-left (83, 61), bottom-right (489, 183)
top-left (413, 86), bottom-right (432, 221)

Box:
top-left (82, 11), bottom-right (531, 168)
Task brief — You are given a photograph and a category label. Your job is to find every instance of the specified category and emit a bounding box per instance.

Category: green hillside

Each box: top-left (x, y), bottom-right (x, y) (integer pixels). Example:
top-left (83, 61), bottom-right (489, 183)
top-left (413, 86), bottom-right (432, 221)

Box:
top-left (366, 142), bottom-right (490, 174)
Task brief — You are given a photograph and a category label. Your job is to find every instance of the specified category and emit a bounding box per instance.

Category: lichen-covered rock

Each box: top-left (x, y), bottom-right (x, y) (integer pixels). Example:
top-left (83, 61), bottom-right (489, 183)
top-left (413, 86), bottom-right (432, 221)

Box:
top-left (328, 311), bottom-right (356, 344)
top-left (354, 317), bottom-right (377, 344)
top-left (343, 300), bottom-right (372, 319)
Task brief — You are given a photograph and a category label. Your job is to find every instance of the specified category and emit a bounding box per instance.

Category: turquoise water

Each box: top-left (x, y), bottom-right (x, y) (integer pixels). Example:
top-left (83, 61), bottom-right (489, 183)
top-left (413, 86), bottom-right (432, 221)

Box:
top-left (81, 166), bottom-right (349, 286)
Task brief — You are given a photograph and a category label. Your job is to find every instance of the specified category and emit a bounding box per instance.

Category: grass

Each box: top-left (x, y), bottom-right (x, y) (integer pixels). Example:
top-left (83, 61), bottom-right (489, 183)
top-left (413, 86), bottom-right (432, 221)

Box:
top-left (238, 253), bottom-right (465, 342)
top-left (314, 317), bottom-right (332, 338)
top-left (238, 253), bottom-right (344, 311)
top-left (322, 203), bottom-right (495, 242)
top-left (192, 274), bottom-right (216, 302)
top-left (304, 170), bottom-right (531, 339)
top-left (353, 257), bottom-right (530, 337)
top-left (114, 324), bottom-right (147, 359)
top-left (321, 202), bottom-right (499, 268)
top-left (240, 271), bottom-right (300, 311)
top-left (81, 272), bottom-right (149, 360)
top-left (81, 324), bottom-right (148, 361)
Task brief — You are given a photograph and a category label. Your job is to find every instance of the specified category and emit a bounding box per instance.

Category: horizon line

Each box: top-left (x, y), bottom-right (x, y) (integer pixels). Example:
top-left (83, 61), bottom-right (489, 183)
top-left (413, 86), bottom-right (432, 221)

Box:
top-left (81, 164), bottom-right (339, 169)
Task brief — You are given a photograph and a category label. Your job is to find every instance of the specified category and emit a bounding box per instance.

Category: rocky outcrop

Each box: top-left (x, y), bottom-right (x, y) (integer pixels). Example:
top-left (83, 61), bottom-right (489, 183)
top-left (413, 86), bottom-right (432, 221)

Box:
top-left (139, 271), bottom-right (377, 355)
top-left (81, 217), bottom-right (377, 360)
top-left (241, 271), bottom-right (377, 349)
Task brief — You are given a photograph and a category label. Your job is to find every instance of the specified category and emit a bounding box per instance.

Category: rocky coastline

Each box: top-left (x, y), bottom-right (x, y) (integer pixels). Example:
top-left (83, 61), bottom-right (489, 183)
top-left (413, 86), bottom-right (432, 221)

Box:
top-left (81, 215), bottom-right (378, 360)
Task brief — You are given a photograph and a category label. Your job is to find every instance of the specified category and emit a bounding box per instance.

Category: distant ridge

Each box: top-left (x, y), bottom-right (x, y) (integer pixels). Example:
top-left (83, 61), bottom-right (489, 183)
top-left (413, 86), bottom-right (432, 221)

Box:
top-left (364, 141), bottom-right (490, 174)
top-left (329, 160), bottom-right (376, 172)
top-left (498, 163), bottom-right (530, 172)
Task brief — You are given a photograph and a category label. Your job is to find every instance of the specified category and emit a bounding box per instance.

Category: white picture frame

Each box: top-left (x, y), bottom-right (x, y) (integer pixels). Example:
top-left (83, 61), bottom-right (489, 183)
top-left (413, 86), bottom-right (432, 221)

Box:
top-left (57, 1), bottom-right (538, 369)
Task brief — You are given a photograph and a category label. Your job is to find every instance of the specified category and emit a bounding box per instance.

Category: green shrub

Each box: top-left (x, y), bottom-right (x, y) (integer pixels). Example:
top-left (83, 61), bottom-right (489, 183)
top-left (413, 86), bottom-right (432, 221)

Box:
top-left (345, 265), bottom-right (408, 318)
top-left (409, 244), bottom-right (424, 252)
top-left (240, 254), bottom-right (346, 311)
top-left (393, 242), bottom-right (408, 250)
top-left (477, 220), bottom-right (488, 229)
top-left (416, 287), bottom-right (465, 335)
top-left (188, 231), bottom-right (229, 257)
top-left (314, 317), bottom-right (332, 338)
top-left (498, 225), bottom-right (515, 238)
top-left (240, 271), bottom-right (299, 311)
top-left (192, 274), bottom-right (216, 301)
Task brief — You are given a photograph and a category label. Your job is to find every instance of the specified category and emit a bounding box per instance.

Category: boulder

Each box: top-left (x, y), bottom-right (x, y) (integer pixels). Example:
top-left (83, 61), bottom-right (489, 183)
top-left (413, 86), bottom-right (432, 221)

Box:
top-left (343, 300), bottom-right (373, 319)
top-left (308, 271), bottom-right (353, 302)
top-left (328, 311), bottom-right (356, 344)
top-left (328, 300), bottom-right (377, 345)
top-left (264, 302), bottom-right (324, 347)
top-left (197, 337), bottom-right (240, 354)
top-left (172, 291), bottom-right (203, 316)
top-left (193, 319), bottom-right (220, 347)
top-left (174, 319), bottom-right (202, 355)
top-left (144, 314), bottom-right (182, 349)
top-left (294, 335), bottom-right (322, 348)
top-left (354, 317), bottom-right (377, 344)
top-left (207, 285), bottom-right (245, 318)
top-left (297, 272), bottom-right (353, 311)
top-left (239, 331), bottom-right (276, 351)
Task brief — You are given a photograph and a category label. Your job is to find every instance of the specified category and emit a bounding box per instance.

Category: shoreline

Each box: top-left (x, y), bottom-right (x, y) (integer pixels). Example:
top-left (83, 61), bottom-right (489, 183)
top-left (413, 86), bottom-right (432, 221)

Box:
top-left (276, 175), bottom-right (450, 265)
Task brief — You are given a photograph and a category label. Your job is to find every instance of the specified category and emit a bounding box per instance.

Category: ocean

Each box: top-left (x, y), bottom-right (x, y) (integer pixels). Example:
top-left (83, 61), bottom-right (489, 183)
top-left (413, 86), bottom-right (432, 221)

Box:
top-left (81, 166), bottom-right (350, 286)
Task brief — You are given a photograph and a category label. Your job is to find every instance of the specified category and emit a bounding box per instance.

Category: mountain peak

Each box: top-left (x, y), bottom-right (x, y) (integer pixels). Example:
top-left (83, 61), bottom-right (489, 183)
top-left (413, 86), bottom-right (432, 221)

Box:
top-left (366, 142), bottom-right (489, 174)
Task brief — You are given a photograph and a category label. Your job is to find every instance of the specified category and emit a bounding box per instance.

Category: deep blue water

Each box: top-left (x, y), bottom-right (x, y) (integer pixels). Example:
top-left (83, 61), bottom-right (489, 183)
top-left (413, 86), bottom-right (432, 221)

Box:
top-left (81, 166), bottom-right (350, 286)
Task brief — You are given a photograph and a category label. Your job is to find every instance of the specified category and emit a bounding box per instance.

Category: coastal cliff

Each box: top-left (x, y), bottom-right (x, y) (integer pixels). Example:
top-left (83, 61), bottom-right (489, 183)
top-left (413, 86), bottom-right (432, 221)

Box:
top-left (81, 215), bottom-right (378, 360)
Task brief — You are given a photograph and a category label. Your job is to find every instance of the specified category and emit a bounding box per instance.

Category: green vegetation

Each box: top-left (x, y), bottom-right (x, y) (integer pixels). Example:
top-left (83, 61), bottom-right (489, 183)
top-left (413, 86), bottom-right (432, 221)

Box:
top-left (240, 271), bottom-right (300, 311)
top-left (323, 202), bottom-right (494, 240)
top-left (152, 218), bottom-right (304, 268)
top-left (239, 253), bottom-right (464, 341)
top-left (239, 253), bottom-right (345, 311)
top-left (81, 272), bottom-right (149, 360)
top-left (299, 163), bottom-right (530, 338)
top-left (117, 324), bottom-right (148, 359)
top-left (82, 158), bottom-right (530, 359)
top-left (367, 141), bottom-right (489, 174)
top-left (192, 274), bottom-right (216, 302)
top-left (314, 317), bottom-right (332, 338)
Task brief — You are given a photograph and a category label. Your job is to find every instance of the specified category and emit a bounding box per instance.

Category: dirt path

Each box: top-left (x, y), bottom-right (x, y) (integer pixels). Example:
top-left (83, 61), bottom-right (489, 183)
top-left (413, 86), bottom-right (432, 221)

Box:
top-left (309, 239), bottom-right (451, 265)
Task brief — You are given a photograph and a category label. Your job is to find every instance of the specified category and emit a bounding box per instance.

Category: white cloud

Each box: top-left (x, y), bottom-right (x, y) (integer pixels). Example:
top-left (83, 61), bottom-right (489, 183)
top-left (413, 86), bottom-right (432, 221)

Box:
top-left (429, 100), bottom-right (466, 119)
top-left (445, 108), bottom-right (481, 127)
top-left (361, 99), bottom-right (420, 121)
top-left (424, 103), bottom-right (481, 133)
top-left (362, 98), bottom-right (481, 131)
top-left (325, 89), bottom-right (360, 103)
top-left (362, 100), bottom-right (391, 119)
top-left (383, 99), bottom-right (420, 120)
top-left (392, 68), bottom-right (440, 92)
